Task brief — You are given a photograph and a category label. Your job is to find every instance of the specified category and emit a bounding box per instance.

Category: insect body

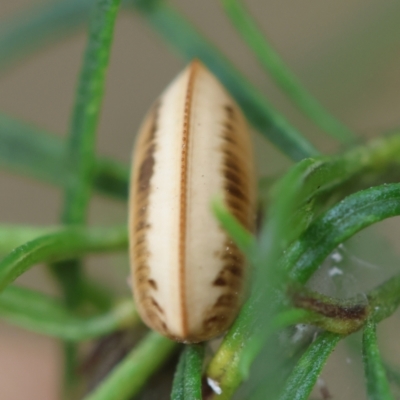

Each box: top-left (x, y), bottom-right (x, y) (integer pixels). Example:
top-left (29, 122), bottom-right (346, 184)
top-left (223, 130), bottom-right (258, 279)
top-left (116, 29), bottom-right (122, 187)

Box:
top-left (129, 60), bottom-right (256, 342)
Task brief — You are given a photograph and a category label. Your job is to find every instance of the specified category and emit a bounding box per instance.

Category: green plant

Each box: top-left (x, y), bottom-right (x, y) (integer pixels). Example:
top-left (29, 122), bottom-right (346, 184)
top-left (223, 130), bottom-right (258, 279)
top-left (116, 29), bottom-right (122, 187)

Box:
top-left (1, 0), bottom-right (400, 399)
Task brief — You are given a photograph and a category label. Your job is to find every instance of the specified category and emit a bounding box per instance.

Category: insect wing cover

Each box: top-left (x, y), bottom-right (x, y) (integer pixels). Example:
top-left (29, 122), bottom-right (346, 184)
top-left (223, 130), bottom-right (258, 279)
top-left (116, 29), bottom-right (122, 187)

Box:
top-left (129, 60), bottom-right (256, 342)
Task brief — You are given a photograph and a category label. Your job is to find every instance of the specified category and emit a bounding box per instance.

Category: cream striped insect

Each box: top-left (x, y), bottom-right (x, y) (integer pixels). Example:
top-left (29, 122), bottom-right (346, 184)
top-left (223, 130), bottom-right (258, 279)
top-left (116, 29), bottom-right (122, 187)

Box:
top-left (129, 60), bottom-right (256, 343)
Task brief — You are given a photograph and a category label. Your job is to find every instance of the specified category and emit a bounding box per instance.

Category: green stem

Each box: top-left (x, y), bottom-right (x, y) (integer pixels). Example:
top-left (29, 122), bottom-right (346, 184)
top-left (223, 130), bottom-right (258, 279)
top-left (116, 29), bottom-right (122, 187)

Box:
top-left (221, 0), bottom-right (355, 143)
top-left (83, 332), bottom-right (177, 400)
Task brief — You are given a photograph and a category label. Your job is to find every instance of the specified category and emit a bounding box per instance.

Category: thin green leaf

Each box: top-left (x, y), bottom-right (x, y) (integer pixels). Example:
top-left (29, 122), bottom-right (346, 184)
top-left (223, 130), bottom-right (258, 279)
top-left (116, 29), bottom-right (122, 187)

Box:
top-left (83, 332), bottom-right (177, 400)
top-left (130, 2), bottom-right (318, 161)
top-left (362, 320), bottom-right (394, 400)
top-left (0, 225), bottom-right (127, 293)
top-left (63, 0), bottom-right (121, 224)
top-left (221, 0), bottom-right (355, 143)
top-left (0, 285), bottom-right (138, 341)
top-left (171, 344), bottom-right (204, 400)
top-left (0, 114), bottom-right (129, 199)
top-left (285, 183), bottom-right (400, 284)
top-left (278, 331), bottom-right (341, 400)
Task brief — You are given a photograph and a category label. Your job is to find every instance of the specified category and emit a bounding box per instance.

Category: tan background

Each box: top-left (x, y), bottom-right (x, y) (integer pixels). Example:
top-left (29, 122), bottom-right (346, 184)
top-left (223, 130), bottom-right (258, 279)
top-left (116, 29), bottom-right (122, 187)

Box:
top-left (1, 0), bottom-right (400, 399)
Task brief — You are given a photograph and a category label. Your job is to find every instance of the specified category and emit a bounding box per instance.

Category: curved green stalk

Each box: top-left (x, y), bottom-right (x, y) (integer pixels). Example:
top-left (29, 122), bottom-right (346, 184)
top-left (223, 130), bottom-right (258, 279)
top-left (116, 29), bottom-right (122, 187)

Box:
top-left (221, 0), bottom-right (355, 143)
top-left (129, 2), bottom-right (318, 161)
top-left (363, 320), bottom-right (394, 400)
top-left (0, 225), bottom-right (127, 293)
top-left (83, 332), bottom-right (177, 400)
top-left (171, 344), bottom-right (205, 400)
top-left (0, 286), bottom-right (138, 341)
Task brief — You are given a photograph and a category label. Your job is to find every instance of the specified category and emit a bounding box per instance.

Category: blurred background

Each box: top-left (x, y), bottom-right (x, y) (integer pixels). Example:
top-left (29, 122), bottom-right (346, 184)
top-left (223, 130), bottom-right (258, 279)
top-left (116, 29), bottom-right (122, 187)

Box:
top-left (1, 0), bottom-right (400, 398)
